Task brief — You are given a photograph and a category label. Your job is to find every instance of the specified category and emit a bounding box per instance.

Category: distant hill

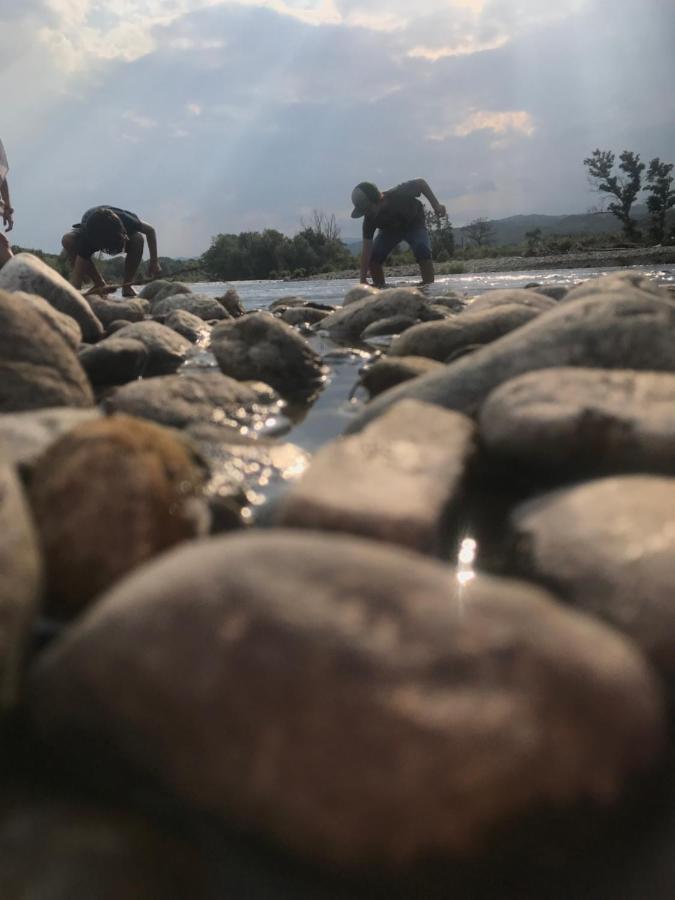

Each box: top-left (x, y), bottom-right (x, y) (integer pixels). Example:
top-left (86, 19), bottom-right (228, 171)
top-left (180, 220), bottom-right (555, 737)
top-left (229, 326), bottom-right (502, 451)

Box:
top-left (343, 205), bottom-right (658, 251)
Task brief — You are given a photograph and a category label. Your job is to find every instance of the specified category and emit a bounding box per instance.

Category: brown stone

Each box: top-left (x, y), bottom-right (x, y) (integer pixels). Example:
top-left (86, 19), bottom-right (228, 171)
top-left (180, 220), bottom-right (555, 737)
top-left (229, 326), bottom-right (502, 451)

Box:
top-left (28, 414), bottom-right (209, 617)
top-left (28, 530), bottom-right (664, 867)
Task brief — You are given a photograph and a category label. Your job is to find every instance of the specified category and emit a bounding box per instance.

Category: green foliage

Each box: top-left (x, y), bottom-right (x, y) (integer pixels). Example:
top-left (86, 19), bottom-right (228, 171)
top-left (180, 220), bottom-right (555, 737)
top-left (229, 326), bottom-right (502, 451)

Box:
top-left (424, 209), bottom-right (455, 259)
top-left (583, 148), bottom-right (645, 240)
top-left (202, 212), bottom-right (355, 281)
top-left (645, 158), bottom-right (675, 243)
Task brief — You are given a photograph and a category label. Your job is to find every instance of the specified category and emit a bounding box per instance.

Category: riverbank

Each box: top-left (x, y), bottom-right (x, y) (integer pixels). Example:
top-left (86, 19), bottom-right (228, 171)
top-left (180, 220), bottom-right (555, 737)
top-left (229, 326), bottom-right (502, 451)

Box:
top-left (314, 245), bottom-right (675, 280)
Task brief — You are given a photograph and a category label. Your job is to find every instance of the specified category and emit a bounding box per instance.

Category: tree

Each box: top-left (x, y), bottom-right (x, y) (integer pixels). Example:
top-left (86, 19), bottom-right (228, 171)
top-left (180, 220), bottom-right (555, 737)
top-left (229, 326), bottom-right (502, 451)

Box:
top-left (524, 227), bottom-right (543, 255)
top-left (645, 157), bottom-right (675, 243)
top-left (583, 149), bottom-right (644, 241)
top-left (464, 217), bottom-right (494, 247)
top-left (424, 208), bottom-right (454, 259)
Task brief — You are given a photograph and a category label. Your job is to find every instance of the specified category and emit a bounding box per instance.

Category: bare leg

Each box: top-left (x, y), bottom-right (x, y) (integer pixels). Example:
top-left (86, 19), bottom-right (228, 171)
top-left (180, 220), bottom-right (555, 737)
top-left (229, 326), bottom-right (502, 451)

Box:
top-left (61, 231), bottom-right (78, 266)
top-left (123, 232), bottom-right (145, 296)
top-left (370, 260), bottom-right (386, 288)
top-left (0, 232), bottom-right (12, 267)
top-left (419, 259), bottom-right (435, 284)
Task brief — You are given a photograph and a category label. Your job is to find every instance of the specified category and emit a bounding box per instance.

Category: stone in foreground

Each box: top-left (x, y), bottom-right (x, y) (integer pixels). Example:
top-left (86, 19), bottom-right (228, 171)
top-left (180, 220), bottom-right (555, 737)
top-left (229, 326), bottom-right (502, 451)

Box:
top-left (29, 531), bottom-right (663, 867)
top-left (510, 475), bottom-right (675, 679)
top-left (480, 367), bottom-right (675, 478)
top-left (276, 400), bottom-right (476, 553)
top-left (28, 414), bottom-right (209, 618)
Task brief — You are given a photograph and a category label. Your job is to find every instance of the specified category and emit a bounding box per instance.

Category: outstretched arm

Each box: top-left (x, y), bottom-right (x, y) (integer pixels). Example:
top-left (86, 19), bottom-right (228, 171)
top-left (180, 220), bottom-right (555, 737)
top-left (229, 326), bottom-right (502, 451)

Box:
top-left (1, 180), bottom-right (14, 232)
top-left (139, 221), bottom-right (161, 276)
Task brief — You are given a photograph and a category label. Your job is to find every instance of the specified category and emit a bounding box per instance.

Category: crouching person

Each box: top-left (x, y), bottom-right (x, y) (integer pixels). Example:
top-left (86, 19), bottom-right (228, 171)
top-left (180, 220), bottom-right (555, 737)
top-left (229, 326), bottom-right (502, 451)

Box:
top-left (62, 206), bottom-right (161, 296)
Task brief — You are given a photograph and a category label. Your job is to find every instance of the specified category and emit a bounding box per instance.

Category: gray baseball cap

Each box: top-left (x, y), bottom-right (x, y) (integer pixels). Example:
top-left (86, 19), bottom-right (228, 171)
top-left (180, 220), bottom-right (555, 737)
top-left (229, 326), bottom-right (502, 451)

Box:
top-left (350, 182), bottom-right (380, 218)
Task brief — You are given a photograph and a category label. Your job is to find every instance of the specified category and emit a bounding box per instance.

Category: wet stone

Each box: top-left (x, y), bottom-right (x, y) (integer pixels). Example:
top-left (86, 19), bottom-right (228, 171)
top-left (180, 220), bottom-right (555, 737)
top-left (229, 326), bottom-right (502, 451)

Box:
top-left (28, 529), bottom-right (664, 867)
top-left (480, 367), bottom-right (675, 478)
top-left (361, 315), bottom-right (417, 338)
top-left (509, 475), bottom-right (675, 681)
top-left (163, 308), bottom-right (211, 343)
top-left (109, 321), bottom-right (192, 376)
top-left (105, 370), bottom-right (284, 433)
top-left (276, 399), bottom-right (476, 553)
top-left (359, 356), bottom-right (445, 398)
top-left (281, 306), bottom-right (330, 327)
top-left (317, 287), bottom-right (428, 341)
top-left (150, 282), bottom-right (193, 304)
top-left (28, 414), bottom-right (209, 618)
top-left (342, 283), bottom-right (380, 307)
top-left (210, 312), bottom-right (326, 401)
top-left (389, 304), bottom-right (540, 362)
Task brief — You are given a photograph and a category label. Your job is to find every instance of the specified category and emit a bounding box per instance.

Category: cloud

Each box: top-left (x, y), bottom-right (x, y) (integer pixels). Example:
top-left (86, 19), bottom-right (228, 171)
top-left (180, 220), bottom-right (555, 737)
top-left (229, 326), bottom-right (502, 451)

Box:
top-left (453, 110), bottom-right (536, 138)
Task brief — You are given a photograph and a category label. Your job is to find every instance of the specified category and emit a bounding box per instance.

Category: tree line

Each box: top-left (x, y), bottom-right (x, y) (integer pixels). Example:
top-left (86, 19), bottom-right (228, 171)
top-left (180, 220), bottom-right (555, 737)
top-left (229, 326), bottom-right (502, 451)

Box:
top-left (584, 149), bottom-right (675, 242)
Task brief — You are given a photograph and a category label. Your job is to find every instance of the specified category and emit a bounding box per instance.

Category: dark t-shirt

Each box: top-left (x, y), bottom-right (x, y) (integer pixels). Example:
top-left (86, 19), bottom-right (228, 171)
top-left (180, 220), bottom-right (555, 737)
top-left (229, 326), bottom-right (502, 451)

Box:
top-left (362, 181), bottom-right (426, 240)
top-left (73, 206), bottom-right (142, 259)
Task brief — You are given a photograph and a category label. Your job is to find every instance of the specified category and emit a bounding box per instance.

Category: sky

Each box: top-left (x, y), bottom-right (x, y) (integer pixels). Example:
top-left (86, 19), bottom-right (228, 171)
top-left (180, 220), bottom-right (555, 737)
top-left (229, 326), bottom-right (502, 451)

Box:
top-left (2, 0), bottom-right (674, 256)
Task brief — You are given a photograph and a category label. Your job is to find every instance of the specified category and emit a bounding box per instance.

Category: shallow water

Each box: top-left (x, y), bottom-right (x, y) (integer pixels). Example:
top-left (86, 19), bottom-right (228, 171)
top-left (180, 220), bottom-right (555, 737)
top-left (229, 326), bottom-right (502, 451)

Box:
top-left (186, 264), bottom-right (675, 454)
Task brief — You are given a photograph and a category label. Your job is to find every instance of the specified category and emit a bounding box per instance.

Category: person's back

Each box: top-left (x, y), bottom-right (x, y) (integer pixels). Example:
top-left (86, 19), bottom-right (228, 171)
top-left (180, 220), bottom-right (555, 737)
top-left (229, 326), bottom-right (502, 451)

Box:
top-left (0, 139), bottom-right (14, 266)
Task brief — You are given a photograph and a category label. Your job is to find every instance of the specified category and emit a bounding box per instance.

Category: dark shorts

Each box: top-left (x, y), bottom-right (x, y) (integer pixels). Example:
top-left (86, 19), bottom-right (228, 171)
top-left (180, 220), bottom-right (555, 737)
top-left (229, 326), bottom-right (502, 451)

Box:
top-left (371, 224), bottom-right (432, 264)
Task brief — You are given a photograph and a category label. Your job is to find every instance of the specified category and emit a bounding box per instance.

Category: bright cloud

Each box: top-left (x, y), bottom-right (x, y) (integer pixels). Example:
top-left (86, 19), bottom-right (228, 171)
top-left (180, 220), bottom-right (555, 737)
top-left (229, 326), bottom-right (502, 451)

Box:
top-left (454, 110), bottom-right (536, 138)
top-left (407, 35), bottom-right (509, 60)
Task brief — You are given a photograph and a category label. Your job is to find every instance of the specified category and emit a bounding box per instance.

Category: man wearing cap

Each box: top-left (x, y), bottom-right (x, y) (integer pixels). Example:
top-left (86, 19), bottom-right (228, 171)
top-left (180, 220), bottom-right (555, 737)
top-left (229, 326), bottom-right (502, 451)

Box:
top-left (350, 178), bottom-right (446, 287)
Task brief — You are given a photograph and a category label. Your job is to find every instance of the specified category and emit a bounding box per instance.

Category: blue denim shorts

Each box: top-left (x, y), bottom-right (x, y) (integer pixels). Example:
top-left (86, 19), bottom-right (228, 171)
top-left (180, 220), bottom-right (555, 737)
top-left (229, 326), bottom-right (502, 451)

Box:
top-left (371, 224), bottom-right (432, 263)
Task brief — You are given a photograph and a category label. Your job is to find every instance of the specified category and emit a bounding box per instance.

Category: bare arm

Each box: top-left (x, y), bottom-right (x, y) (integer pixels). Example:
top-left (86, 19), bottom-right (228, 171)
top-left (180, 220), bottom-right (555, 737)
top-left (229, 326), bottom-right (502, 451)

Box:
top-left (1, 180), bottom-right (13, 231)
top-left (359, 238), bottom-right (373, 283)
top-left (71, 255), bottom-right (106, 291)
top-left (139, 221), bottom-right (161, 276)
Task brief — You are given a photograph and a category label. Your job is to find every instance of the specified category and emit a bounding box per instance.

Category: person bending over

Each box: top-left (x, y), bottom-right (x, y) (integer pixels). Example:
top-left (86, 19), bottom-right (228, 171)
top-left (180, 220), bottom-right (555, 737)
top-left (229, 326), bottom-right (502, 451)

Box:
top-left (62, 206), bottom-right (161, 296)
top-left (350, 178), bottom-right (446, 287)
top-left (0, 138), bottom-right (14, 266)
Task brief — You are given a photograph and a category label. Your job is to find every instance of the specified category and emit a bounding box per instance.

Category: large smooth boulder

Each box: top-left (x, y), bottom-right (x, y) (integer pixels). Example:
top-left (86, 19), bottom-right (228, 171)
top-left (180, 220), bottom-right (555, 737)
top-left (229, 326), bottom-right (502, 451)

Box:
top-left (0, 464), bottom-right (42, 708)
top-left (28, 530), bottom-right (663, 867)
top-left (109, 321), bottom-right (192, 376)
top-left (28, 414), bottom-right (209, 618)
top-left (317, 287), bottom-right (428, 340)
top-left (0, 253), bottom-right (104, 341)
top-left (480, 367), bottom-right (675, 478)
top-left (275, 400), bottom-right (476, 553)
top-left (210, 312), bottom-right (325, 401)
top-left (510, 476), bottom-right (675, 680)
top-left (105, 371), bottom-right (282, 432)
top-left (389, 304), bottom-right (541, 362)
top-left (0, 290), bottom-right (94, 412)
top-left (347, 290), bottom-right (675, 433)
